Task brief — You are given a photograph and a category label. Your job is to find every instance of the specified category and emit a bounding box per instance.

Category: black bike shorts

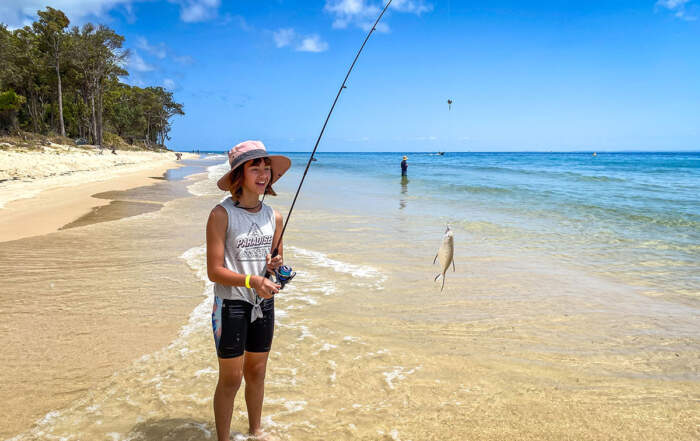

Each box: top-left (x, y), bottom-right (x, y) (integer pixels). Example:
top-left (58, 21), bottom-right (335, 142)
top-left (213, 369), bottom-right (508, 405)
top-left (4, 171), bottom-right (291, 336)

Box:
top-left (211, 296), bottom-right (275, 358)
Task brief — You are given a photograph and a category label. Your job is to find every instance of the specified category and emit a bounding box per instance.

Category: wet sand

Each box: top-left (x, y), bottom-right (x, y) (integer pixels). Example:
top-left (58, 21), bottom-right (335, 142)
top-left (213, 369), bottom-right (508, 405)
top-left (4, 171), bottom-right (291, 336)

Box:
top-left (0, 166), bottom-right (210, 438)
top-left (8, 200), bottom-right (697, 441)
top-left (0, 162), bottom-right (186, 242)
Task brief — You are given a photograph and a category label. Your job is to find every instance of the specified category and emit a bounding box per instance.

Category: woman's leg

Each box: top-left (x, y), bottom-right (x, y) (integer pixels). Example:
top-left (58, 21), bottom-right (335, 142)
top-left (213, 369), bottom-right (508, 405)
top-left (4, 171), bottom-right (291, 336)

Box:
top-left (243, 351), bottom-right (270, 436)
top-left (214, 355), bottom-right (244, 441)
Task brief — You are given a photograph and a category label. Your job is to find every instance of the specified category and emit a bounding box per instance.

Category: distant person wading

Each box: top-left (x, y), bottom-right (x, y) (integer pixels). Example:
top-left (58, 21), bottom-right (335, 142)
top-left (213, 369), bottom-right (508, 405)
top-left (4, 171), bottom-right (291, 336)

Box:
top-left (401, 155), bottom-right (408, 176)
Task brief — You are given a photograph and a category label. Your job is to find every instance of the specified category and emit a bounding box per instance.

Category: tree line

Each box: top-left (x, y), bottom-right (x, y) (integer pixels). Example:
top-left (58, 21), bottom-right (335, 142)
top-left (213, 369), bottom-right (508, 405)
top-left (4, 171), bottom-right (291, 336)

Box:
top-left (0, 7), bottom-right (184, 148)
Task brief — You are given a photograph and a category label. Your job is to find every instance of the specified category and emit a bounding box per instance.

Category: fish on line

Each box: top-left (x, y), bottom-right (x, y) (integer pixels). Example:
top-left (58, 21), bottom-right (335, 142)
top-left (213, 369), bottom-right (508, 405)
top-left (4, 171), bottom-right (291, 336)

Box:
top-left (433, 225), bottom-right (455, 291)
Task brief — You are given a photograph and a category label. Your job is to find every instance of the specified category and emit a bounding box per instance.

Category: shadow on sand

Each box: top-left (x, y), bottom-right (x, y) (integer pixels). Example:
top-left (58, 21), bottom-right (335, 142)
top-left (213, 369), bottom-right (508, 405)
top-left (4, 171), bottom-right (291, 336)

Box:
top-left (126, 418), bottom-right (248, 440)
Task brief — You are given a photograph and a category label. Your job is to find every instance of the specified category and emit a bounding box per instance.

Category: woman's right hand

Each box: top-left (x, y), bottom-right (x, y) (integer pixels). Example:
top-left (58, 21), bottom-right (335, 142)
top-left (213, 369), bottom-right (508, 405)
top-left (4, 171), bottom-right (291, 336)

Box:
top-left (252, 275), bottom-right (281, 299)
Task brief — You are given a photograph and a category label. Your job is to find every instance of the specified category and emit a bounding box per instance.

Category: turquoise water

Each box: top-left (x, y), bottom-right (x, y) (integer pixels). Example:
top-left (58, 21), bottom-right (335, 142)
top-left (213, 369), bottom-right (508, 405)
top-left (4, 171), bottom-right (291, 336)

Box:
top-left (269, 151), bottom-right (698, 301)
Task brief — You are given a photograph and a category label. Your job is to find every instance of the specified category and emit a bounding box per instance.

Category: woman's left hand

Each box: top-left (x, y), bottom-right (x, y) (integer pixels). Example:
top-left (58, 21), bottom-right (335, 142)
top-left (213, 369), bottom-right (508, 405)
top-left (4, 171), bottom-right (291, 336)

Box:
top-left (266, 253), bottom-right (283, 271)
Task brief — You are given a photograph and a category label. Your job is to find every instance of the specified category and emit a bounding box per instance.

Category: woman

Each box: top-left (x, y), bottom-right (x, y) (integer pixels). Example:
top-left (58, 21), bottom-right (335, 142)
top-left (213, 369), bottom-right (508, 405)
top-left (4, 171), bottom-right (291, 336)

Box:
top-left (206, 140), bottom-right (291, 440)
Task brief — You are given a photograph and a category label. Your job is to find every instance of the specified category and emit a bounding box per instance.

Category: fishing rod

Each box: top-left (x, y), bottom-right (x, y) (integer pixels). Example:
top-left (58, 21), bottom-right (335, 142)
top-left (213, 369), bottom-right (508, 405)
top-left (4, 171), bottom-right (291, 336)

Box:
top-left (268, 0), bottom-right (394, 288)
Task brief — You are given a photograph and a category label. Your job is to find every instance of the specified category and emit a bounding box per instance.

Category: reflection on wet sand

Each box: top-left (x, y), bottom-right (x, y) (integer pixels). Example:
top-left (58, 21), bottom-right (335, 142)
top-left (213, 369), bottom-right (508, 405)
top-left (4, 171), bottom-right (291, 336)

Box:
top-left (399, 176), bottom-right (409, 210)
top-left (60, 178), bottom-right (196, 230)
top-left (60, 200), bottom-right (162, 229)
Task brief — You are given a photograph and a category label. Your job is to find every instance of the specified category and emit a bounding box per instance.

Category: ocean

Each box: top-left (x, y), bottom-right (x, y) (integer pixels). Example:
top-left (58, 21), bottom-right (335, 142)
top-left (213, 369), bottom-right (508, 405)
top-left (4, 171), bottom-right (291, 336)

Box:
top-left (4, 151), bottom-right (699, 440)
top-left (278, 151), bottom-right (699, 301)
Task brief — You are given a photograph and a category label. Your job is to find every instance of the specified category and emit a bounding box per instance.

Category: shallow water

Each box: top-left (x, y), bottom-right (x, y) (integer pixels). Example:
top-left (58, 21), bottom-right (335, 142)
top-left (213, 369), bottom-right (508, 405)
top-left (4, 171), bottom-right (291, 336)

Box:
top-left (280, 151), bottom-right (700, 303)
top-left (2, 153), bottom-right (699, 440)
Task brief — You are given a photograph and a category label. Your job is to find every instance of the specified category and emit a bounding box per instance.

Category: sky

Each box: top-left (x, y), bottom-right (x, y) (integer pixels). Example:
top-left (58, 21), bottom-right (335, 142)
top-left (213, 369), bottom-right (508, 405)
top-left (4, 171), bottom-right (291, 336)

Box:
top-left (1, 0), bottom-right (699, 152)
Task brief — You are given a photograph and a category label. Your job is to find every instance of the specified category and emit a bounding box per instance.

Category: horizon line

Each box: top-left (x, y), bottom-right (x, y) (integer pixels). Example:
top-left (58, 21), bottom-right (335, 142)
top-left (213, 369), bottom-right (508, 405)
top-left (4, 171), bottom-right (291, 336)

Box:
top-left (176, 149), bottom-right (700, 154)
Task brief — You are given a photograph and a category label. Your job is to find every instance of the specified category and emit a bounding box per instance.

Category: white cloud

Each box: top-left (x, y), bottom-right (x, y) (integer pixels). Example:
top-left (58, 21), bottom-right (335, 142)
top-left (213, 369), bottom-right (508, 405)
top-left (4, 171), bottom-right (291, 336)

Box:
top-left (136, 36), bottom-right (166, 59)
top-left (0, 0), bottom-right (223, 28)
top-left (219, 13), bottom-right (252, 31)
top-left (135, 36), bottom-right (194, 64)
top-left (272, 28), bottom-right (328, 53)
top-left (0, 0), bottom-right (141, 28)
top-left (325, 0), bottom-right (379, 29)
top-left (296, 34), bottom-right (329, 53)
top-left (391, 0), bottom-right (433, 15)
top-left (273, 28), bottom-right (295, 48)
top-left (122, 2), bottom-right (136, 23)
top-left (163, 78), bottom-right (176, 89)
top-left (122, 75), bottom-right (146, 87)
top-left (324, 0), bottom-right (433, 31)
top-left (169, 0), bottom-right (220, 23)
top-left (655, 0), bottom-right (697, 20)
top-left (129, 51), bottom-right (155, 72)
top-left (173, 54), bottom-right (195, 65)
top-left (657, 0), bottom-right (690, 8)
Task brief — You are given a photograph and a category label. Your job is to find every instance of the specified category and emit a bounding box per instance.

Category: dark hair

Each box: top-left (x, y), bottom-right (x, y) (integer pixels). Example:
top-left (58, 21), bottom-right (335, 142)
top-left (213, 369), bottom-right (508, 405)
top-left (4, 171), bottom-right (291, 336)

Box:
top-left (229, 157), bottom-right (277, 199)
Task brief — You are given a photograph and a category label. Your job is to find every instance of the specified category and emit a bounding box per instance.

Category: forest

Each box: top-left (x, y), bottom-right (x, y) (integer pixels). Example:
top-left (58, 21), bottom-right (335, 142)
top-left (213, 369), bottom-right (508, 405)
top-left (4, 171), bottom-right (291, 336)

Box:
top-left (0, 7), bottom-right (184, 149)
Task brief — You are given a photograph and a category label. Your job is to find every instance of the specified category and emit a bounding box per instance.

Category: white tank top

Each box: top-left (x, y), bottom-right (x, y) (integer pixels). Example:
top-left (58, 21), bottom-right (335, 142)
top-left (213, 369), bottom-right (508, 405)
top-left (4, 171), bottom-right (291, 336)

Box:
top-left (213, 197), bottom-right (276, 316)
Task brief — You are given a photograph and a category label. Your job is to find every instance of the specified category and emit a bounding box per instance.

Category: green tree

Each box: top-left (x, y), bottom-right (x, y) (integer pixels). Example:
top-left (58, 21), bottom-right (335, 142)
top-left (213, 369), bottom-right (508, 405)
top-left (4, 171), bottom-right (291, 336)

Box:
top-left (69, 23), bottom-right (127, 145)
top-left (0, 90), bottom-right (27, 132)
top-left (148, 86), bottom-right (184, 145)
top-left (0, 8), bottom-right (184, 148)
top-left (0, 25), bottom-right (10, 67)
top-left (33, 7), bottom-right (70, 137)
top-left (1, 26), bottom-right (47, 133)
top-left (104, 82), bottom-right (144, 139)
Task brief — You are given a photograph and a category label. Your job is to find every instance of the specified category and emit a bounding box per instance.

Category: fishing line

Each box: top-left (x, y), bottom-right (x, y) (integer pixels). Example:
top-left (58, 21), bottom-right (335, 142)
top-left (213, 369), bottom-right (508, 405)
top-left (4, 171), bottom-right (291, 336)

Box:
top-left (263, 0), bottom-right (394, 289)
top-left (446, 0), bottom-right (453, 151)
top-left (271, 0), bottom-right (394, 258)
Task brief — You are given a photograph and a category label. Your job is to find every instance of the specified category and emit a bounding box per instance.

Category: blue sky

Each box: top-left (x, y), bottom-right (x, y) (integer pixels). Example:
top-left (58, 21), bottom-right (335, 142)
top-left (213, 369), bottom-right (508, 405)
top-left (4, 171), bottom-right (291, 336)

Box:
top-left (2, 1), bottom-right (699, 151)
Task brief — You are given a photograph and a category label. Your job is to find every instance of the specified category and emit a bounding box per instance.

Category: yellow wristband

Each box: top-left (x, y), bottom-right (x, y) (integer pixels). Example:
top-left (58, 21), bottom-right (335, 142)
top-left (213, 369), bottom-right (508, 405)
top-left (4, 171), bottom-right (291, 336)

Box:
top-left (245, 274), bottom-right (252, 289)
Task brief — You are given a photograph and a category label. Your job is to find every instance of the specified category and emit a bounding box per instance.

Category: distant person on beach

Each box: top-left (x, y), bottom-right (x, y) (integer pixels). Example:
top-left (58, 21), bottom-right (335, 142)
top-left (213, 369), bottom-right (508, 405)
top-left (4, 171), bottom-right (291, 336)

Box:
top-left (401, 155), bottom-right (408, 176)
top-left (175, 152), bottom-right (182, 160)
top-left (206, 140), bottom-right (291, 441)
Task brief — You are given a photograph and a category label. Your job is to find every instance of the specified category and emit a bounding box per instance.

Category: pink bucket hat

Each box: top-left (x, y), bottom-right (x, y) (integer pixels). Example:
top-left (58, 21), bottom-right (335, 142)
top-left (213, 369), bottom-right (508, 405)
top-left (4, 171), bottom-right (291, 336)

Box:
top-left (217, 140), bottom-right (291, 191)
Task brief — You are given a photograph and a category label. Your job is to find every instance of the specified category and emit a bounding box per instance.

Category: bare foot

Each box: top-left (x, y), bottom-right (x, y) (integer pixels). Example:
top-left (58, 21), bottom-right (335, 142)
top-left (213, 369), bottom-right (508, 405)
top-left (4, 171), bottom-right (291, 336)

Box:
top-left (248, 429), bottom-right (280, 441)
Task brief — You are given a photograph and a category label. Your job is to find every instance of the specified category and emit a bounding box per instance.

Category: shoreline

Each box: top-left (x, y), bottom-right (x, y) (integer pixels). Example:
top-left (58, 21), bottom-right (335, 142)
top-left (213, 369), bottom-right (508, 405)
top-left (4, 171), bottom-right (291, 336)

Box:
top-left (0, 148), bottom-right (197, 243)
top-left (0, 161), bottom-right (212, 439)
top-left (0, 163), bottom-right (180, 242)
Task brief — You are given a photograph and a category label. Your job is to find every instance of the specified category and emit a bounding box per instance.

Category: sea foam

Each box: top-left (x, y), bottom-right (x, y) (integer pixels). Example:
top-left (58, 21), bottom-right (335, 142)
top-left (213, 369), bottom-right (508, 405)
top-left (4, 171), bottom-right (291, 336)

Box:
top-left (288, 246), bottom-right (386, 289)
top-left (383, 366), bottom-right (421, 390)
top-left (187, 160), bottom-right (228, 196)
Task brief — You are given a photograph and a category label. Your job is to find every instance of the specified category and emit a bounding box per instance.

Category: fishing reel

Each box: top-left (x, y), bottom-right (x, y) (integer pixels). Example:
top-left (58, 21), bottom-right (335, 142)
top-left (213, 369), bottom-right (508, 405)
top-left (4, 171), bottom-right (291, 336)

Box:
top-left (267, 265), bottom-right (296, 290)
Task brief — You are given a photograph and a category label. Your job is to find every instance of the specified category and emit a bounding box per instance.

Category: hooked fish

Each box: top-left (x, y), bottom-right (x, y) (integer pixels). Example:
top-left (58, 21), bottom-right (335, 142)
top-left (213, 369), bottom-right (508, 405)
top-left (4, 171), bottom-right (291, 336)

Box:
top-left (433, 226), bottom-right (455, 291)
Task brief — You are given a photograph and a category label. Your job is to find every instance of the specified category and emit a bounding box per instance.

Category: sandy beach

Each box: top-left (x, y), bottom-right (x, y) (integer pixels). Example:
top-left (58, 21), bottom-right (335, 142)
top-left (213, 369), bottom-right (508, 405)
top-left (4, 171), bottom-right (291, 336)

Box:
top-left (1, 152), bottom-right (698, 441)
top-left (0, 145), bottom-right (197, 242)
